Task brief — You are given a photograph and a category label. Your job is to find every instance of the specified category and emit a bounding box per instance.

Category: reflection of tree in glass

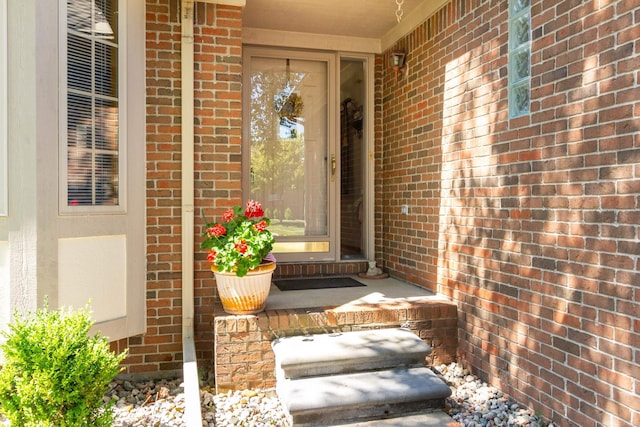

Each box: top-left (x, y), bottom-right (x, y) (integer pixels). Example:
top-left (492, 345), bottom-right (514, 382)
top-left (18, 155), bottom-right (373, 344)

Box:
top-left (249, 70), bottom-right (305, 222)
top-left (514, 15), bottom-right (529, 47)
top-left (513, 84), bottom-right (529, 115)
top-left (513, 49), bottom-right (529, 80)
top-left (511, 0), bottom-right (530, 14)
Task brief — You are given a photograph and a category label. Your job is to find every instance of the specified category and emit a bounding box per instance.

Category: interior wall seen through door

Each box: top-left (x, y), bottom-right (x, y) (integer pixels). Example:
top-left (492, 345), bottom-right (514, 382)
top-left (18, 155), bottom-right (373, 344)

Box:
top-left (340, 59), bottom-right (365, 260)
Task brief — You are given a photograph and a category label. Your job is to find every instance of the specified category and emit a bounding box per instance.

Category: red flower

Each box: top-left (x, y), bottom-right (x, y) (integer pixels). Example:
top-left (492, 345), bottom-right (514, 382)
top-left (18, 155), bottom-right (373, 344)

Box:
top-left (206, 224), bottom-right (227, 238)
top-left (222, 208), bottom-right (234, 222)
top-left (234, 240), bottom-right (248, 254)
top-left (244, 200), bottom-right (264, 218)
top-left (201, 200), bottom-right (274, 277)
top-left (254, 220), bottom-right (268, 232)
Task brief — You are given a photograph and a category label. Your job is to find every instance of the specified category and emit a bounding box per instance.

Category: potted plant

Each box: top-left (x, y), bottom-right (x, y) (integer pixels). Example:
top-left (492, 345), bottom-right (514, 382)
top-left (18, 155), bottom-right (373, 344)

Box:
top-left (201, 200), bottom-right (276, 314)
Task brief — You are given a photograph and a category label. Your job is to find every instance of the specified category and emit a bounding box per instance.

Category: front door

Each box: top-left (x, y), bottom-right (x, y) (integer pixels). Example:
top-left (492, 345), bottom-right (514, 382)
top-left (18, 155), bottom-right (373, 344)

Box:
top-left (243, 48), bottom-right (337, 262)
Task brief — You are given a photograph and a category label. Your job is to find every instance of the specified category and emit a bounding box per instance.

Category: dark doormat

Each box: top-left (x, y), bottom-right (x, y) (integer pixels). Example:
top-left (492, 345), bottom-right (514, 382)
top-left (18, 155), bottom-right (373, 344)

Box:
top-left (273, 277), bottom-right (366, 292)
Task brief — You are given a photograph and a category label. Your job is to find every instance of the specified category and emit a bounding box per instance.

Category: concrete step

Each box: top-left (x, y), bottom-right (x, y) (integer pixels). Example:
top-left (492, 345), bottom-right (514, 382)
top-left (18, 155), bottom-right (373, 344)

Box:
top-left (273, 328), bottom-right (431, 379)
top-left (277, 366), bottom-right (452, 426)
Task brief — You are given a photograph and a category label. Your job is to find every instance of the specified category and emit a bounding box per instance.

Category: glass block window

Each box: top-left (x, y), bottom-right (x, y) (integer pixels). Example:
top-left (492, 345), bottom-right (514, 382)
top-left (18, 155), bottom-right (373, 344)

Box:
top-left (63, 0), bottom-right (122, 210)
top-left (508, 0), bottom-right (531, 118)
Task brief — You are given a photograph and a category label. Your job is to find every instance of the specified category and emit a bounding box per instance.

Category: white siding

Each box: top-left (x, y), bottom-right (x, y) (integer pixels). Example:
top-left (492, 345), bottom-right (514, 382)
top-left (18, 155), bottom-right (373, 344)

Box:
top-left (0, 0), bottom-right (145, 346)
top-left (0, 0), bottom-right (7, 216)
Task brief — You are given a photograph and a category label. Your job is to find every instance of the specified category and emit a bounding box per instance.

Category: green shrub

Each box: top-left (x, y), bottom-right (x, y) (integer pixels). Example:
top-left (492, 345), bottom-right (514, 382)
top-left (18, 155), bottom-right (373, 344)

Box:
top-left (284, 208), bottom-right (292, 220)
top-left (0, 303), bottom-right (127, 426)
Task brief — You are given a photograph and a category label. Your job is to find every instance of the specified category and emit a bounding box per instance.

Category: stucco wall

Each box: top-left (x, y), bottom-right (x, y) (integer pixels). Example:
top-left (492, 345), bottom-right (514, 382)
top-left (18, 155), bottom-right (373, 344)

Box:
top-left (382, 1), bottom-right (639, 426)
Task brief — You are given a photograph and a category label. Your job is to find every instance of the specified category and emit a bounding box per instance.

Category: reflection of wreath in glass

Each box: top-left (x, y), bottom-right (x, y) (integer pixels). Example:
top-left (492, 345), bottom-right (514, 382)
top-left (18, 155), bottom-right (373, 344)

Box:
top-left (274, 92), bottom-right (304, 121)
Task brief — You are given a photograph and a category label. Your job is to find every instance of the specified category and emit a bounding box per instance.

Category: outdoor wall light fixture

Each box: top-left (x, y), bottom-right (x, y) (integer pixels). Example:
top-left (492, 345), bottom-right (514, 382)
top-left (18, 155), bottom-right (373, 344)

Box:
top-left (389, 51), bottom-right (406, 81)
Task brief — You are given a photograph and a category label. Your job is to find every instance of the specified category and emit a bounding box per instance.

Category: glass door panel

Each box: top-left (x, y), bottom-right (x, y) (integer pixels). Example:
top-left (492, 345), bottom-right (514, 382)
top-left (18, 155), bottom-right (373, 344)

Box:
top-left (340, 59), bottom-right (366, 260)
top-left (245, 50), bottom-right (336, 261)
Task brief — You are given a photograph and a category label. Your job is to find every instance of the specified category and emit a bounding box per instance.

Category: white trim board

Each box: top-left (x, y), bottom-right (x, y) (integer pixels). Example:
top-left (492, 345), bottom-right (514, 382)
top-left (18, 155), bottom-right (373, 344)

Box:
top-left (0, 0), bottom-right (7, 216)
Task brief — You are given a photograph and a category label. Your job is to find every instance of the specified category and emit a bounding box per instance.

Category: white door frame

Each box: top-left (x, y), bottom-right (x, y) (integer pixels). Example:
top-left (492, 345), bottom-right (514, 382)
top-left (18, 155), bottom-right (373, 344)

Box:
top-left (243, 47), bottom-right (376, 263)
top-left (338, 52), bottom-right (375, 261)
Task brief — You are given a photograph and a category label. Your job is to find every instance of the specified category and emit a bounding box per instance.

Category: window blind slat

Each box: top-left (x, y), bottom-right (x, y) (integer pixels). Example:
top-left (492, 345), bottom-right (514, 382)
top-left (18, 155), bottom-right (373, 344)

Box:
top-left (66, 0), bottom-right (119, 208)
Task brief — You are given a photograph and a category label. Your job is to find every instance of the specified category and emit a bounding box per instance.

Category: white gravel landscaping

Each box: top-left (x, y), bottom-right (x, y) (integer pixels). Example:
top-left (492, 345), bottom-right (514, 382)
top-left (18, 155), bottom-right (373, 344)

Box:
top-left (106, 363), bottom-right (552, 427)
top-left (1, 363), bottom-right (553, 426)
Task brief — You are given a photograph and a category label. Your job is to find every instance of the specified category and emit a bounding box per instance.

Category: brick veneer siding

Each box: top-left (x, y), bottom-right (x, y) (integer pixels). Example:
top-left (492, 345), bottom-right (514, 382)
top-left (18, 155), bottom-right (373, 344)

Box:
top-left (213, 299), bottom-right (458, 391)
top-left (121, 1), bottom-right (383, 378)
top-left (382, 1), bottom-right (640, 426)
top-left (113, 0), bottom-right (245, 376)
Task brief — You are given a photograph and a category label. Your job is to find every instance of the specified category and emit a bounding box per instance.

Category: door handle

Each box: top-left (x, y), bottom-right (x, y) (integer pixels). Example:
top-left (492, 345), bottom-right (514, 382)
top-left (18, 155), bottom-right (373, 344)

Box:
top-left (331, 154), bottom-right (336, 180)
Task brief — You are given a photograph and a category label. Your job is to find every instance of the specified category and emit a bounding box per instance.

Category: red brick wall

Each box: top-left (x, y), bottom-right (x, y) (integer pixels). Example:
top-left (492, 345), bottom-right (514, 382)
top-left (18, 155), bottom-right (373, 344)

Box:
top-left (115, 0), bottom-right (244, 377)
top-left (123, 0), bottom-right (185, 376)
top-left (126, 0), bottom-right (370, 379)
top-left (382, 1), bottom-right (640, 426)
top-left (191, 0), bottom-right (244, 370)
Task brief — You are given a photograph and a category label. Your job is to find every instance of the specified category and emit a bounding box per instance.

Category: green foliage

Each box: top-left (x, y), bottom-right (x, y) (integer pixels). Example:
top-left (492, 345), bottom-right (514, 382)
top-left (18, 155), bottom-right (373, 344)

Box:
top-left (272, 208), bottom-right (280, 220)
top-left (248, 69), bottom-right (305, 218)
top-left (201, 200), bottom-right (275, 277)
top-left (284, 208), bottom-right (292, 221)
top-left (0, 303), bottom-right (127, 427)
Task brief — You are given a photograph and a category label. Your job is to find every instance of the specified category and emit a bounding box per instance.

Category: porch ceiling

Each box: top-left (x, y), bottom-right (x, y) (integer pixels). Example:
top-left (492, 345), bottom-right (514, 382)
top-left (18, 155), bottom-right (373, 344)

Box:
top-left (242, 0), bottom-right (427, 39)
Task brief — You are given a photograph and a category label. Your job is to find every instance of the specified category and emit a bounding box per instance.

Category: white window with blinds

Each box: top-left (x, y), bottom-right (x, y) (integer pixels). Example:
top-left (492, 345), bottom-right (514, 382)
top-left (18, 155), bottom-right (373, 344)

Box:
top-left (61, 0), bottom-right (125, 213)
top-left (57, 0), bottom-right (145, 340)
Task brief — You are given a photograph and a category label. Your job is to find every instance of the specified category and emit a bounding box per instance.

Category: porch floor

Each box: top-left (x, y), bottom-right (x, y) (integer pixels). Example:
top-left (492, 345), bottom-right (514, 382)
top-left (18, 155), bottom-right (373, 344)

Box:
top-left (264, 274), bottom-right (446, 311)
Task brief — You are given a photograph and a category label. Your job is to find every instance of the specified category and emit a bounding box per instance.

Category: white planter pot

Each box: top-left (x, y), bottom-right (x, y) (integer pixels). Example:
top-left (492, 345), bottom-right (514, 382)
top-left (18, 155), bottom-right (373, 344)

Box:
top-left (212, 262), bottom-right (276, 315)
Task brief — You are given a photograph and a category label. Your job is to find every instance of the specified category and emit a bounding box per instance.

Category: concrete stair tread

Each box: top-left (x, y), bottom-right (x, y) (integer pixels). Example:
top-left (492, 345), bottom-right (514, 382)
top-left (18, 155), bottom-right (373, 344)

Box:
top-left (278, 366), bottom-right (451, 416)
top-left (273, 328), bottom-right (431, 378)
top-left (329, 410), bottom-right (459, 427)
